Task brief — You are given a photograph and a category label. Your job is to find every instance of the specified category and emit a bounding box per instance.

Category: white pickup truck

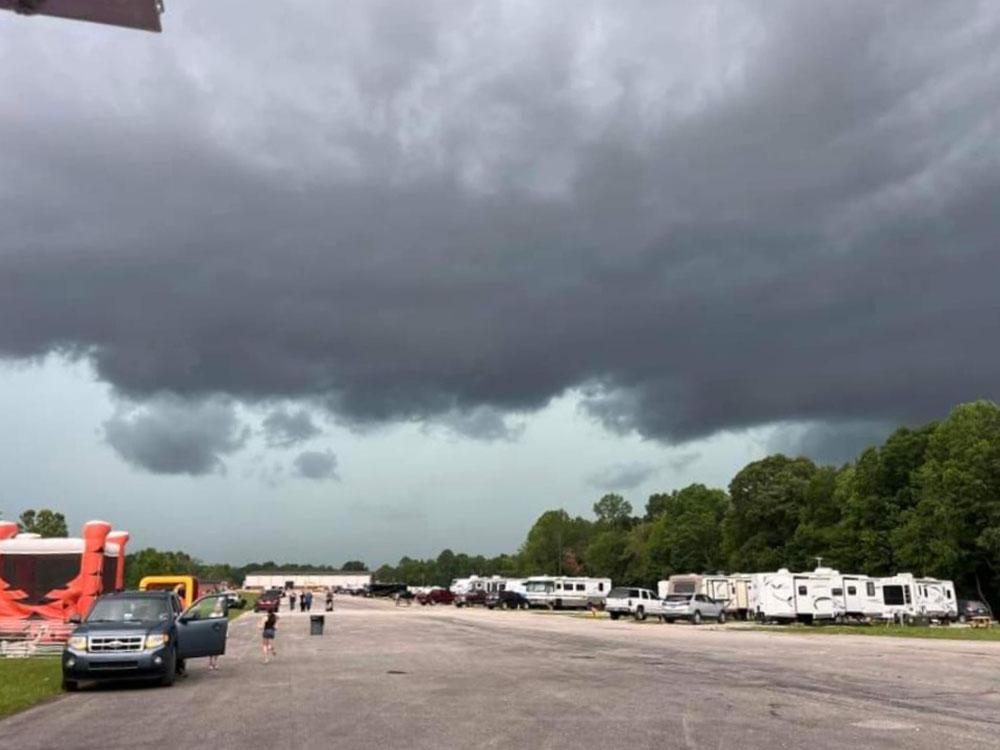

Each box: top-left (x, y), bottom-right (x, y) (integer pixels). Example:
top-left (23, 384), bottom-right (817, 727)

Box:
top-left (605, 587), bottom-right (662, 621)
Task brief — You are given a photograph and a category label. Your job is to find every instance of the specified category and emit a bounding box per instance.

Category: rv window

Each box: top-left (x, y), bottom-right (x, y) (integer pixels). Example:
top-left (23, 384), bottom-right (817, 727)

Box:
top-left (946, 590), bottom-right (952, 599)
top-left (882, 585), bottom-right (905, 606)
top-left (904, 586), bottom-right (912, 604)
top-left (555, 583), bottom-right (562, 590)
top-left (832, 588), bottom-right (843, 596)
top-left (866, 582), bottom-right (875, 597)
top-left (797, 586), bottom-right (807, 596)
top-left (598, 583), bottom-right (604, 591)
top-left (576, 584), bottom-right (585, 592)
top-left (847, 586), bottom-right (856, 596)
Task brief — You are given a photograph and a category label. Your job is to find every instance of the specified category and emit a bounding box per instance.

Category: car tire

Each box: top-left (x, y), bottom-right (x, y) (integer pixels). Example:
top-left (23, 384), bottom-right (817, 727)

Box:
top-left (62, 678), bottom-right (78, 692)
top-left (718, 611), bottom-right (726, 624)
top-left (634, 606), bottom-right (646, 622)
top-left (692, 611), bottom-right (702, 625)
top-left (610, 611), bottom-right (621, 621)
top-left (159, 650), bottom-right (177, 688)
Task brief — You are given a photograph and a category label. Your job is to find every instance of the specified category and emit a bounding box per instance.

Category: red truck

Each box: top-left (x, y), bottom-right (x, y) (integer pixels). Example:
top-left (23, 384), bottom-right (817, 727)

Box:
top-left (416, 588), bottom-right (455, 606)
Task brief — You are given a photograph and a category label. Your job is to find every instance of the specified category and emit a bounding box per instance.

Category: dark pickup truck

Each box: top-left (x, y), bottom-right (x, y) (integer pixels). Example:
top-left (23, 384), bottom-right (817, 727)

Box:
top-left (62, 590), bottom-right (229, 691)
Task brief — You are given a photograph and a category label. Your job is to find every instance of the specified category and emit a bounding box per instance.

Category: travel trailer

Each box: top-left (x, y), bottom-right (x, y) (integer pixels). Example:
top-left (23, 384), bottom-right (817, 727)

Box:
top-left (914, 577), bottom-right (958, 621)
top-left (521, 576), bottom-right (611, 609)
top-left (658, 574), bottom-right (731, 604)
top-left (838, 575), bottom-right (885, 621)
top-left (871, 574), bottom-right (917, 621)
top-left (749, 570), bottom-right (798, 622)
top-left (791, 568), bottom-right (847, 623)
top-left (726, 574), bottom-right (753, 620)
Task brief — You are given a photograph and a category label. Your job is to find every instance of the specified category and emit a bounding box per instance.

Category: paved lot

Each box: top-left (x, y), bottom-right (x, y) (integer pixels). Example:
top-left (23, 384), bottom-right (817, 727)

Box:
top-left (3, 597), bottom-right (1000, 749)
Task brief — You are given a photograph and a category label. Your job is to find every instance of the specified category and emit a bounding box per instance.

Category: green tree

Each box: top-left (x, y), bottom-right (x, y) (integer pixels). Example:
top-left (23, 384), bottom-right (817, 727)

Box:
top-left (17, 508), bottom-right (68, 537)
top-left (519, 510), bottom-right (593, 575)
top-left (722, 455), bottom-right (818, 571)
top-left (340, 560), bottom-right (368, 571)
top-left (647, 484), bottom-right (728, 576)
top-left (592, 494), bottom-right (633, 529)
top-left (895, 402), bottom-right (1000, 606)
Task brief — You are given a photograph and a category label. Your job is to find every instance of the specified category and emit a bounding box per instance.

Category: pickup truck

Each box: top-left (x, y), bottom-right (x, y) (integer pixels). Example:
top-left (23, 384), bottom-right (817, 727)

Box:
top-left (62, 590), bottom-right (229, 690)
top-left (605, 587), bottom-right (662, 621)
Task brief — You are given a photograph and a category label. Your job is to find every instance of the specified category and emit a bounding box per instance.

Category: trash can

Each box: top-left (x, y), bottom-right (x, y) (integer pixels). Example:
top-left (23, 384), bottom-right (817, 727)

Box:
top-left (310, 615), bottom-right (325, 636)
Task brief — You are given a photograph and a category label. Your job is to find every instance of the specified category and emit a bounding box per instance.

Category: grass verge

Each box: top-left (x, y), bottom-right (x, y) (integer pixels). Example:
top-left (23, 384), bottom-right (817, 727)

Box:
top-left (0, 659), bottom-right (63, 719)
top-left (229, 591), bottom-right (259, 620)
top-left (750, 623), bottom-right (1000, 641)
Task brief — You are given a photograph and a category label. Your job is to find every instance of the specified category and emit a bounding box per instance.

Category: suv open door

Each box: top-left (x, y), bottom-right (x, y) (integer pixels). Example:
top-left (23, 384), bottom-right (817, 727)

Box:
top-left (177, 594), bottom-right (229, 659)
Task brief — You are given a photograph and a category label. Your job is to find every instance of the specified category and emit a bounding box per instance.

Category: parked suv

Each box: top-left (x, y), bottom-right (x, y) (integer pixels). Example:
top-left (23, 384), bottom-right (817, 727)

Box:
top-left (62, 590), bottom-right (229, 691)
top-left (416, 588), bottom-right (455, 606)
top-left (957, 599), bottom-right (992, 623)
top-left (606, 587), bottom-right (661, 621)
top-left (487, 590), bottom-right (529, 610)
top-left (661, 593), bottom-right (726, 624)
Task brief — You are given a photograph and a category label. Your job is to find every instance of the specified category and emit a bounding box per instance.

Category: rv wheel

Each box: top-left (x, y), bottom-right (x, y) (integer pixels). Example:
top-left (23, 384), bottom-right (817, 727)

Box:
top-left (692, 611), bottom-right (702, 625)
top-left (755, 611), bottom-right (765, 624)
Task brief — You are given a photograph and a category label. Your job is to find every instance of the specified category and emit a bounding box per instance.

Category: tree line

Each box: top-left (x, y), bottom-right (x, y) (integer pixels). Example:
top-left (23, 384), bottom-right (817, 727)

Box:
top-left (374, 401), bottom-right (1000, 609)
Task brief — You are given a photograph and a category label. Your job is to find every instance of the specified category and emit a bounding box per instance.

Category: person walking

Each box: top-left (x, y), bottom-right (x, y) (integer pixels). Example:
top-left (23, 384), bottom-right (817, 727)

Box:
top-left (260, 610), bottom-right (278, 663)
top-left (305, 590), bottom-right (313, 611)
top-left (300, 591), bottom-right (307, 612)
top-left (288, 591), bottom-right (297, 611)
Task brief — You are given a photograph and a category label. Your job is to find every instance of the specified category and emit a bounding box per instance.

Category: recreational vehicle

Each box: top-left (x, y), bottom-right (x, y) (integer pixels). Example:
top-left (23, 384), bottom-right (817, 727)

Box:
top-left (521, 576), bottom-right (610, 609)
top-left (791, 568), bottom-right (847, 623)
top-left (914, 577), bottom-right (958, 621)
top-left (872, 574), bottom-right (916, 621)
top-left (749, 570), bottom-right (797, 622)
top-left (838, 575), bottom-right (885, 621)
top-left (726, 574), bottom-right (753, 620)
top-left (658, 574), bottom-right (731, 604)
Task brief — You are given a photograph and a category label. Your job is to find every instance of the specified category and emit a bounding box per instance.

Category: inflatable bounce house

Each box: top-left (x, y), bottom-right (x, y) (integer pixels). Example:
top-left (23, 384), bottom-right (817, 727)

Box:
top-left (0, 520), bottom-right (129, 624)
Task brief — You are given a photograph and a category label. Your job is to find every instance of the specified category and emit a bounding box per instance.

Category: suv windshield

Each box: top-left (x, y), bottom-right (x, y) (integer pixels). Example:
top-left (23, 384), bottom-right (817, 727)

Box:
top-left (87, 598), bottom-right (171, 624)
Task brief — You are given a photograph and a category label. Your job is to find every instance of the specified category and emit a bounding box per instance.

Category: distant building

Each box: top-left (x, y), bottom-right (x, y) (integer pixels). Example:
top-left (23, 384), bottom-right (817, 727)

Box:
top-left (242, 570), bottom-right (371, 590)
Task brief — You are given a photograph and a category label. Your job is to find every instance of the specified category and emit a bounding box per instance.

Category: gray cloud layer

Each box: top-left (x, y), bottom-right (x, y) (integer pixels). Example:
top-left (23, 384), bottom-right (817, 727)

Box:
top-left (262, 408), bottom-right (322, 447)
top-left (104, 397), bottom-right (249, 475)
top-left (586, 462), bottom-right (660, 492)
top-left (293, 449), bottom-right (339, 481)
top-left (3, 2), bottom-right (999, 444)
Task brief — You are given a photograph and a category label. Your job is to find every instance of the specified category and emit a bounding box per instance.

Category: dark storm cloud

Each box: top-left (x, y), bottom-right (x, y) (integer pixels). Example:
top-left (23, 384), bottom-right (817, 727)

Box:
top-left (586, 462), bottom-right (659, 492)
top-left (2, 1), bottom-right (1000, 444)
top-left (262, 408), bottom-right (322, 447)
top-left (293, 450), bottom-right (339, 481)
top-left (103, 398), bottom-right (249, 475)
top-left (767, 420), bottom-right (895, 466)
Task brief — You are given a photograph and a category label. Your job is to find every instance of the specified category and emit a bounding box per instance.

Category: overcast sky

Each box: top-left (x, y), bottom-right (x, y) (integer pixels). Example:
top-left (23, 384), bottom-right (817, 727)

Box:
top-left (1, 1), bottom-right (998, 566)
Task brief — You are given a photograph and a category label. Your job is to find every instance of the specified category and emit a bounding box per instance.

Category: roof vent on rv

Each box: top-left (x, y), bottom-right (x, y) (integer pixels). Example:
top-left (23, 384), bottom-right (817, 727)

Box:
top-left (15, 532), bottom-right (42, 539)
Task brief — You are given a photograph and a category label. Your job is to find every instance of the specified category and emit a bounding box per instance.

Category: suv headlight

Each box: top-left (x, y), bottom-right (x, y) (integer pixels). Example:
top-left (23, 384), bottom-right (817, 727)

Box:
top-left (67, 635), bottom-right (88, 652)
top-left (145, 633), bottom-right (169, 650)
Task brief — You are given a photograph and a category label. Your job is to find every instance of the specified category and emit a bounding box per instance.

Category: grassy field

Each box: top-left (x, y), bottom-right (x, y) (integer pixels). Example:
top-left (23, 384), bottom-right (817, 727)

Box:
top-left (752, 623), bottom-right (1000, 641)
top-left (0, 659), bottom-right (63, 719)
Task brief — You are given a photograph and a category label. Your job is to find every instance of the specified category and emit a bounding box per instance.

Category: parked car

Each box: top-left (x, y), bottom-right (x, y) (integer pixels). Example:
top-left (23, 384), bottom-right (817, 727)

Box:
top-left (221, 591), bottom-right (246, 609)
top-left (661, 593), bottom-right (727, 624)
top-left (487, 590), bottom-right (530, 610)
top-left (416, 588), bottom-right (455, 606)
top-left (454, 589), bottom-right (488, 607)
top-left (62, 590), bottom-right (229, 691)
top-left (957, 599), bottom-right (992, 623)
top-left (605, 587), bottom-right (662, 621)
top-left (254, 589), bottom-right (282, 612)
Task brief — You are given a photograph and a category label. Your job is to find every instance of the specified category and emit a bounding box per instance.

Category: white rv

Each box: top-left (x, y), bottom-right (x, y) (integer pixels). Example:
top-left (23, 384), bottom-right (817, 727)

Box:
top-left (482, 577), bottom-right (525, 595)
top-left (749, 570), bottom-right (797, 622)
top-left (792, 568), bottom-right (847, 623)
top-left (726, 574), bottom-right (753, 620)
top-left (914, 577), bottom-right (958, 620)
top-left (871, 574), bottom-right (917, 621)
top-left (838, 575), bottom-right (885, 621)
top-left (521, 576), bottom-right (611, 609)
top-left (658, 574), bottom-right (731, 605)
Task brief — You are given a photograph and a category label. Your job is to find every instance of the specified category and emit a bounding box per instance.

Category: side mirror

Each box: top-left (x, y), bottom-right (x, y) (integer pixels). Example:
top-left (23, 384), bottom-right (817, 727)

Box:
top-left (68, 614), bottom-right (82, 624)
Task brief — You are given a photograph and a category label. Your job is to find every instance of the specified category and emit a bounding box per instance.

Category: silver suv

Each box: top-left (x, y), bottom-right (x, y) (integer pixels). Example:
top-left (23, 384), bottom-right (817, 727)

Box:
top-left (660, 593), bottom-right (726, 624)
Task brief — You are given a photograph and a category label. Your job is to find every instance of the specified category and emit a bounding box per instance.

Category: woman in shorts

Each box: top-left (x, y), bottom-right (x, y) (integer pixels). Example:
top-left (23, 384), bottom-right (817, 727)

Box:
top-left (260, 610), bottom-right (278, 663)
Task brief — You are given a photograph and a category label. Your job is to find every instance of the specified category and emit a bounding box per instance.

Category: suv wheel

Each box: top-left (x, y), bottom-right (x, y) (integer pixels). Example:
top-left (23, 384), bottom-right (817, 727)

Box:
top-left (159, 650), bottom-right (177, 688)
top-left (634, 606), bottom-right (646, 622)
top-left (62, 678), bottom-right (78, 692)
top-left (692, 611), bottom-right (702, 625)
top-left (610, 611), bottom-right (621, 621)
top-left (718, 611), bottom-right (726, 624)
